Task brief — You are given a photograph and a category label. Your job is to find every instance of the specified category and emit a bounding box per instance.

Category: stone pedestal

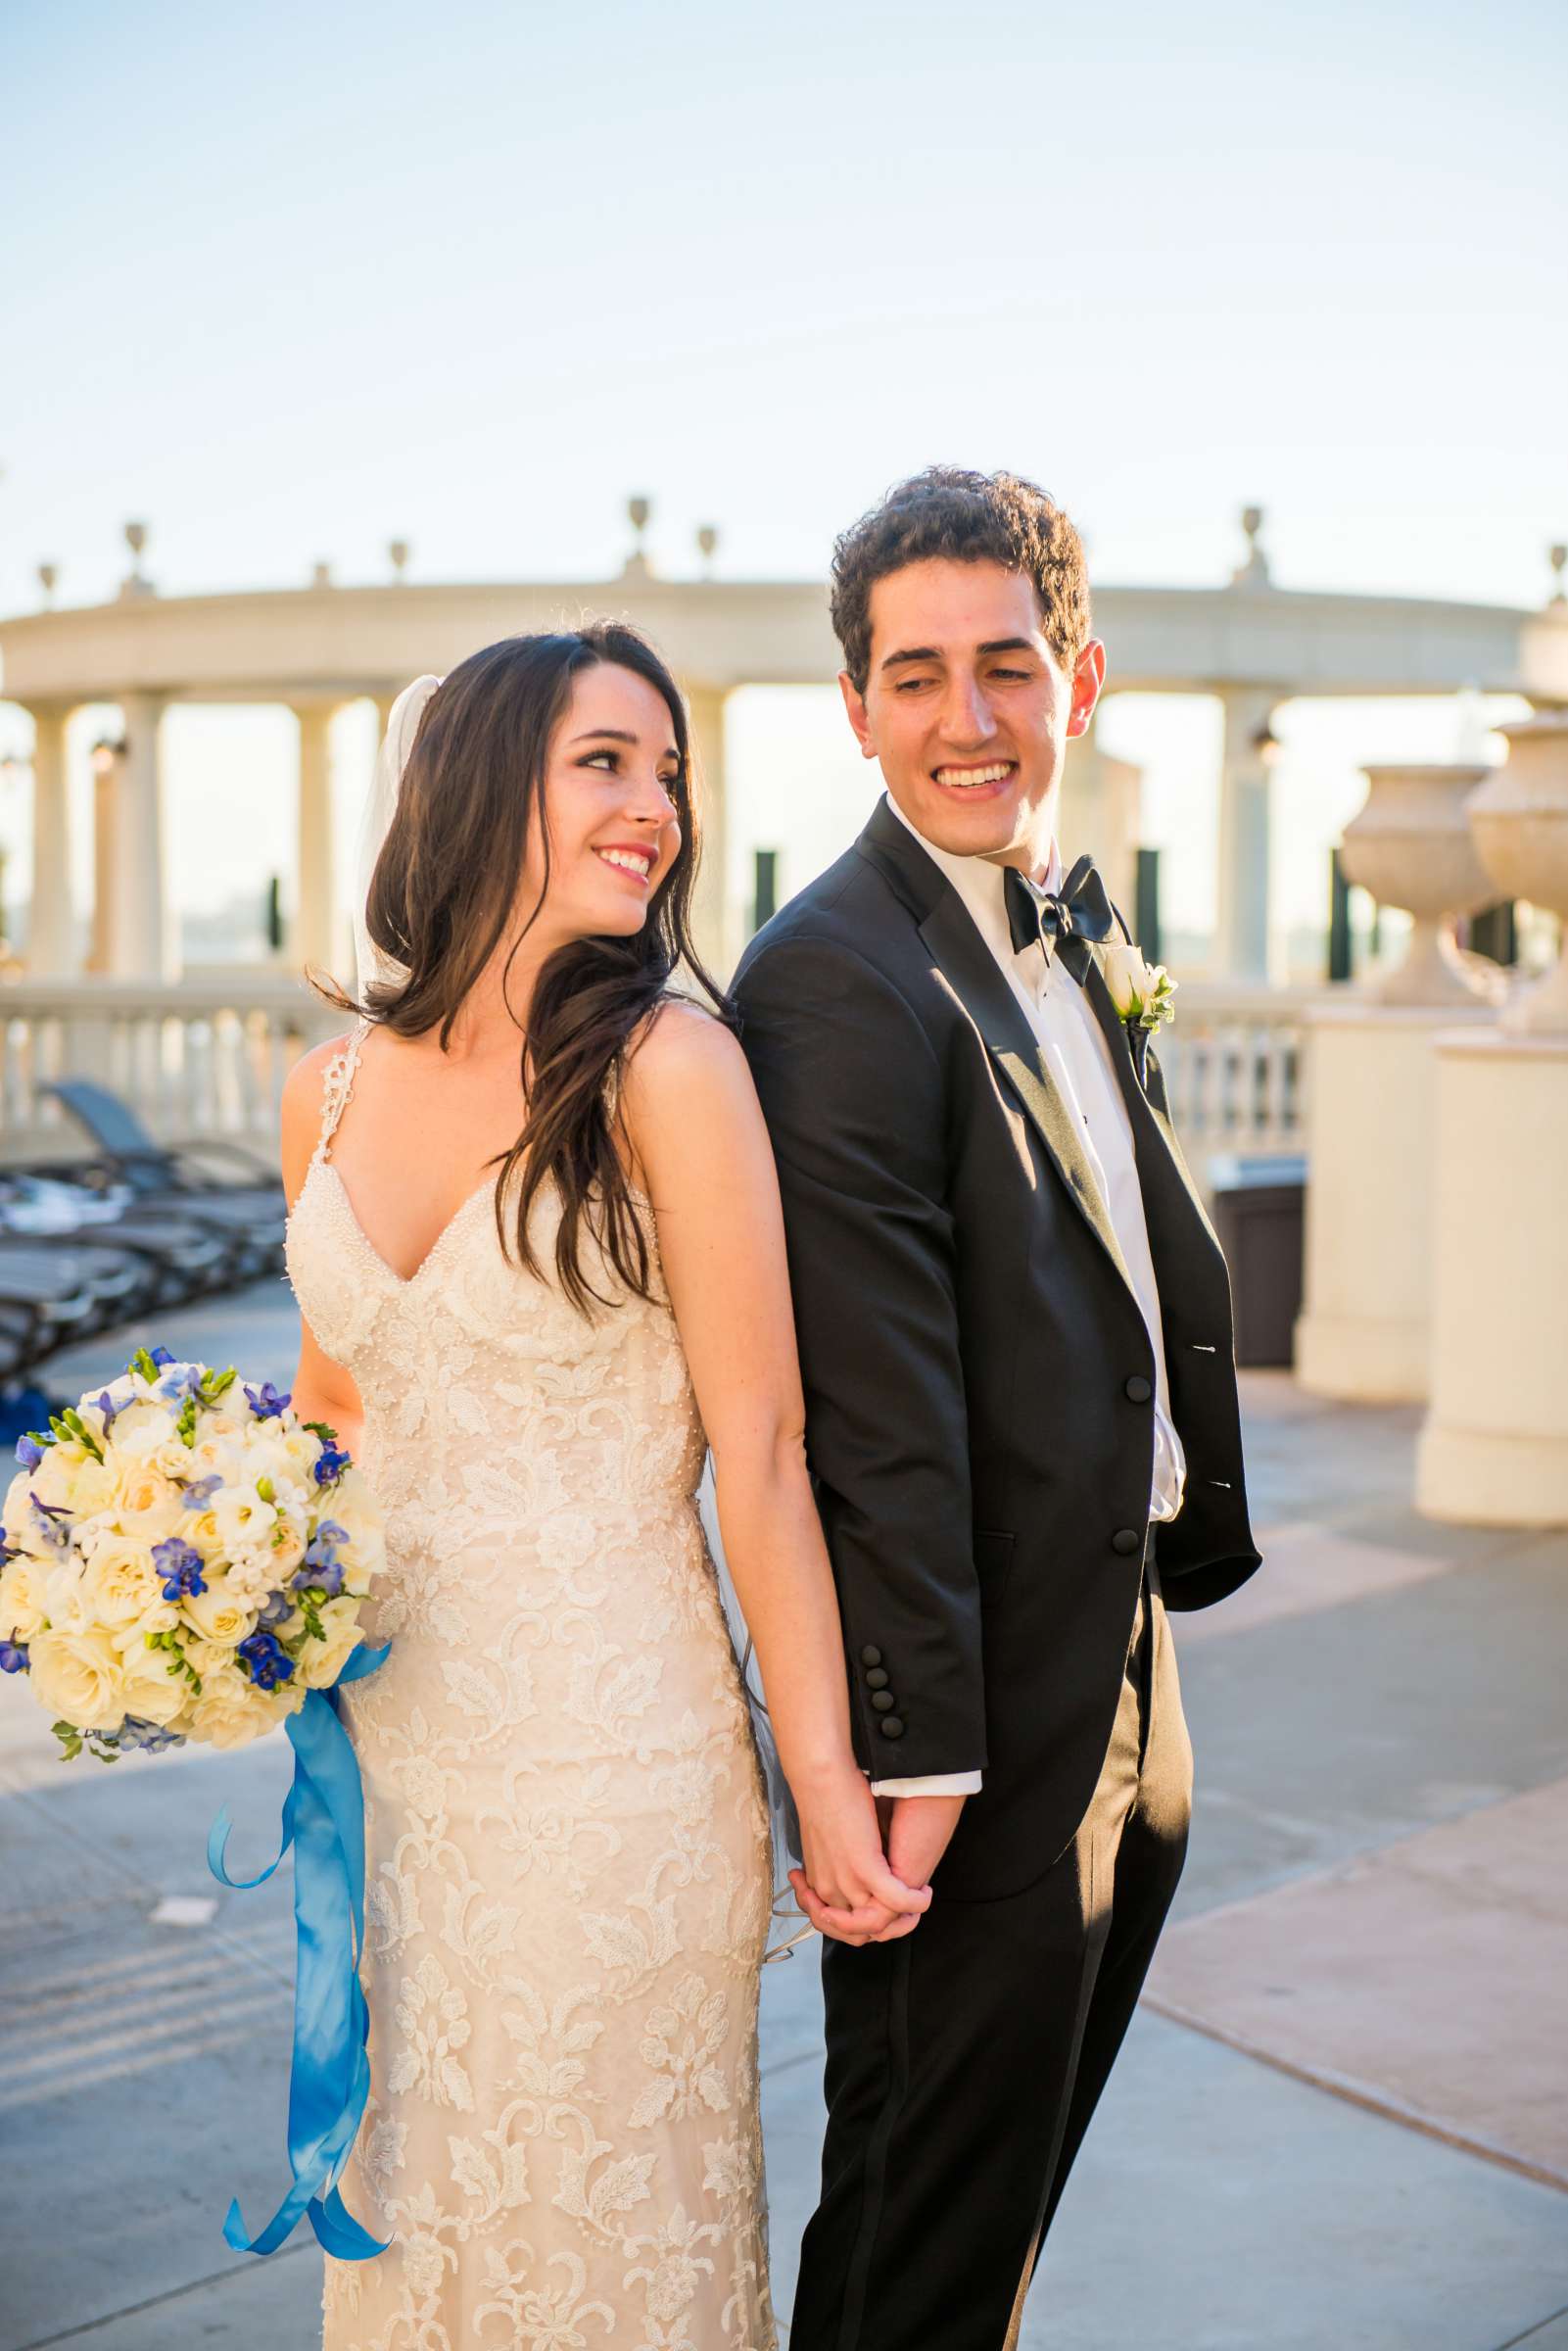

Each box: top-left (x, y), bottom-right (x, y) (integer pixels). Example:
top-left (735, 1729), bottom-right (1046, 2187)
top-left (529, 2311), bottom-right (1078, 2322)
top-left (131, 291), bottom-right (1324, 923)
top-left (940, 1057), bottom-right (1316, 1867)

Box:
top-left (292, 700), bottom-right (344, 977)
top-left (1294, 1001), bottom-right (1494, 1402)
top-left (1415, 1030), bottom-right (1568, 1525)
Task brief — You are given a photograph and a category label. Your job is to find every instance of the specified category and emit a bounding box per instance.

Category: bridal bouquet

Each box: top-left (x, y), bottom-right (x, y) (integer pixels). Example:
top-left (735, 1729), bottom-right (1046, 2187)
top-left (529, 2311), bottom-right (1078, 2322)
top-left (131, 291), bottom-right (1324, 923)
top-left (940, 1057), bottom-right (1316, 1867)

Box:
top-left (0, 1346), bottom-right (392, 2261)
top-left (0, 1347), bottom-right (384, 1762)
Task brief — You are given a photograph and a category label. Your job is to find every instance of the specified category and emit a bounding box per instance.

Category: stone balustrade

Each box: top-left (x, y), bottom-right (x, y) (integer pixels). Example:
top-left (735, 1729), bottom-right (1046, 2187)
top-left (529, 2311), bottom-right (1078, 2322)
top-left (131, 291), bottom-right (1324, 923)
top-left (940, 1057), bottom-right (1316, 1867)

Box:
top-left (1157, 982), bottom-right (1325, 1163)
top-left (0, 973), bottom-right (1319, 1172)
top-left (0, 975), bottom-right (342, 1162)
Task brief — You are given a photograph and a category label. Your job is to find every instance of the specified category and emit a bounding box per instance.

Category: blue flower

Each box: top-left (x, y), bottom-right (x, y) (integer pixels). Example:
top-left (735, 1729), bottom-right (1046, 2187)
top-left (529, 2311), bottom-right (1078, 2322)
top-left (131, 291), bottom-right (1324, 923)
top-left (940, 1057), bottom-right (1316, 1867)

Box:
top-left (152, 1537), bottom-right (208, 1602)
top-left (117, 1714), bottom-right (182, 1753)
top-left (236, 1629), bottom-right (296, 1691)
top-left (149, 1346), bottom-right (175, 1367)
top-left (157, 1363), bottom-right (204, 1402)
top-left (29, 1497), bottom-right (71, 1552)
top-left (0, 1641), bottom-right (28, 1673)
top-left (15, 1436), bottom-right (43, 1471)
top-left (181, 1472), bottom-right (223, 1505)
top-left (313, 1443), bottom-right (351, 1485)
top-left (257, 1589), bottom-right (295, 1629)
top-left (244, 1381), bottom-right (292, 1421)
top-left (94, 1390), bottom-right (120, 1432)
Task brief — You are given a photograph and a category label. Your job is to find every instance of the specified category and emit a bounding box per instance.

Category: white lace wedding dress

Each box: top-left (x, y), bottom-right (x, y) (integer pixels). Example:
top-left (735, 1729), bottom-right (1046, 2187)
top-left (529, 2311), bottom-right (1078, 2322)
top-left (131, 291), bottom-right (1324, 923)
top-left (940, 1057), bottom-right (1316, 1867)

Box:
top-left (286, 1023), bottom-right (777, 2350)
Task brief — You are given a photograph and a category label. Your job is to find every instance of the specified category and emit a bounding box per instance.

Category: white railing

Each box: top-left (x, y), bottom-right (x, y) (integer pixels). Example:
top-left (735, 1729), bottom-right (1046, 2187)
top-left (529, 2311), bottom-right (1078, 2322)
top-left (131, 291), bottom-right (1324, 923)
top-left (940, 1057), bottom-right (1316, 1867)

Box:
top-left (1158, 982), bottom-right (1329, 1163)
top-left (0, 972), bottom-right (1328, 1174)
top-left (0, 976), bottom-right (343, 1161)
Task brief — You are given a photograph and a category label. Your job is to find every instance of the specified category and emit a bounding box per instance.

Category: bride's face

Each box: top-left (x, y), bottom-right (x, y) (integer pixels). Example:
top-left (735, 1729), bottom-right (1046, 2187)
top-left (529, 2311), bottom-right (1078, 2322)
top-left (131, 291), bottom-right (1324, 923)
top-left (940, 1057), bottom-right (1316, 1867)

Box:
top-left (520, 663), bottom-right (684, 942)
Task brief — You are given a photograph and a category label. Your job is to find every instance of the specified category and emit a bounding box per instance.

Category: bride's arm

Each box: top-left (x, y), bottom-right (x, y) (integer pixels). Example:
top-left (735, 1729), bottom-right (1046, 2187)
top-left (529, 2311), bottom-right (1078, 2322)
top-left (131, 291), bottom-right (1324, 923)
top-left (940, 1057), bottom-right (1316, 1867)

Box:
top-left (279, 1043), bottom-right (366, 1458)
top-left (621, 1005), bottom-right (929, 1945)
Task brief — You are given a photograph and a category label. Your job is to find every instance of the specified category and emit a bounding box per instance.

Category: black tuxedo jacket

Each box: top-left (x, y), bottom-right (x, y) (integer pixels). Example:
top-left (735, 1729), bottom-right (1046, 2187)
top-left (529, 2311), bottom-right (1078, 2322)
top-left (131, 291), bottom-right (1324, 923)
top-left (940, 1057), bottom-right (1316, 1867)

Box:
top-left (732, 796), bottom-right (1260, 1899)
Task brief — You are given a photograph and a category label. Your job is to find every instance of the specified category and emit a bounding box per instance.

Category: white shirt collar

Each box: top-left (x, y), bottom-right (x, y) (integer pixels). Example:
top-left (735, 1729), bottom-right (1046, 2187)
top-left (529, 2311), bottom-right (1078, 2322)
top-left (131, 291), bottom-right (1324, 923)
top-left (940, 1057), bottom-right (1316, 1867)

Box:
top-left (883, 792), bottom-right (1063, 969)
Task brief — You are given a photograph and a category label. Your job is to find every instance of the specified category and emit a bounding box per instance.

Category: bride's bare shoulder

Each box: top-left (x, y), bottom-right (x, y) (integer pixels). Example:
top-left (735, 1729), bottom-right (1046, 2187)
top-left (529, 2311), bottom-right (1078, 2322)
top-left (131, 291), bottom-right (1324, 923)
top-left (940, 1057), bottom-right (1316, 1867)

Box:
top-left (622, 996), bottom-right (745, 1093)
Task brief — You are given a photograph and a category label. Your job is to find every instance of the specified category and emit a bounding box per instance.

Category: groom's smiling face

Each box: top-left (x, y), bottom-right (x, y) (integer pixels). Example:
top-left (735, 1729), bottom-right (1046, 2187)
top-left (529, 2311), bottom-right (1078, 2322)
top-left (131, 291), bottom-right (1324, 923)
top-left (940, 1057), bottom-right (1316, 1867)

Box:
top-left (839, 557), bottom-right (1104, 875)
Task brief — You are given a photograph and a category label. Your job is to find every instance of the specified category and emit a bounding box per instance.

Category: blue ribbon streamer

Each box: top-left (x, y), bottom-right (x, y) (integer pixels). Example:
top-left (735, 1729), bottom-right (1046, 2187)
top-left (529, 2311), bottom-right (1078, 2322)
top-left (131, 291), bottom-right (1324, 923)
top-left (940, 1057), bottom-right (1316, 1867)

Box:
top-left (207, 1638), bottom-right (392, 2260)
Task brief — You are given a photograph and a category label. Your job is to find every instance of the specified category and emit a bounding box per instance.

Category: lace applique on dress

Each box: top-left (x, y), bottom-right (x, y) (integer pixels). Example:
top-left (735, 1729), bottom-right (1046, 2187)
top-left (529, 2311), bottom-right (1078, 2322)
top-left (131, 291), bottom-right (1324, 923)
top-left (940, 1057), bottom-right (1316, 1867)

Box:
top-left (286, 1045), bottom-right (777, 2351)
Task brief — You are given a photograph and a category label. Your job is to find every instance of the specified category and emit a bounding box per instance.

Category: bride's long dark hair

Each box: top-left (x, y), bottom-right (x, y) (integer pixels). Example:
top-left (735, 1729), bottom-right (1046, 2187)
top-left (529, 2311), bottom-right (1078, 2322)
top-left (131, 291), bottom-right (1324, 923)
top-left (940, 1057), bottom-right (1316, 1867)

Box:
top-left (319, 625), bottom-right (732, 1314)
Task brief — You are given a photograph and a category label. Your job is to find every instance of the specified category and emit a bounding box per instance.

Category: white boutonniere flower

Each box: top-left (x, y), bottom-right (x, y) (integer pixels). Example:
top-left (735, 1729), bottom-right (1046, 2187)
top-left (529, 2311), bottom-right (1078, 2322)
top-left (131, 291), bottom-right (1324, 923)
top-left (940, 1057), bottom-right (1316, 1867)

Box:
top-left (1095, 942), bottom-right (1177, 1033)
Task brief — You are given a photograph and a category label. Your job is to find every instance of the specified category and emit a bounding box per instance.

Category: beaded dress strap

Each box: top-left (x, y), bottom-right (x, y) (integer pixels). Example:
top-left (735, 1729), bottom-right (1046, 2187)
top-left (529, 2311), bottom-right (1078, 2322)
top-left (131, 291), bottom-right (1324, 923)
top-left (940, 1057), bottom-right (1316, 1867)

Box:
top-left (312, 1020), bottom-right (370, 1170)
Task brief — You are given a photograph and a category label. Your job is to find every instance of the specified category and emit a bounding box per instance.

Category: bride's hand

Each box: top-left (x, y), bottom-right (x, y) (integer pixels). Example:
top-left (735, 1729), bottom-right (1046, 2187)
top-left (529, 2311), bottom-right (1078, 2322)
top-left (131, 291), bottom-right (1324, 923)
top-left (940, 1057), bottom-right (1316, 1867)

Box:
top-left (787, 1765), bottom-right (932, 1947)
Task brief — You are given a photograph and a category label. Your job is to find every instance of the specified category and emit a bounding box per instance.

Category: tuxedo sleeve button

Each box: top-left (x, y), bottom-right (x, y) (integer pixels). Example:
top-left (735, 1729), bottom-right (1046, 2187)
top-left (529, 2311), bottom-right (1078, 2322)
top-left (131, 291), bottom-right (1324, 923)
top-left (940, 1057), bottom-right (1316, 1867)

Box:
top-left (879, 1716), bottom-right (905, 1740)
top-left (871, 1690), bottom-right (895, 1712)
top-left (1112, 1526), bottom-right (1142, 1556)
top-left (865, 1667), bottom-right (889, 1690)
top-left (859, 1646), bottom-right (882, 1667)
top-left (1123, 1374), bottom-right (1153, 1405)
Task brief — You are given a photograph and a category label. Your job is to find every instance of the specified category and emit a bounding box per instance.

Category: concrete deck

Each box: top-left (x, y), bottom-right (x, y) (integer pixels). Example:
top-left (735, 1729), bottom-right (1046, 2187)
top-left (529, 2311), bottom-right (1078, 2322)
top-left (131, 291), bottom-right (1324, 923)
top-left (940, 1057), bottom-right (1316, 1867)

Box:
top-left (2, 1286), bottom-right (1564, 2349)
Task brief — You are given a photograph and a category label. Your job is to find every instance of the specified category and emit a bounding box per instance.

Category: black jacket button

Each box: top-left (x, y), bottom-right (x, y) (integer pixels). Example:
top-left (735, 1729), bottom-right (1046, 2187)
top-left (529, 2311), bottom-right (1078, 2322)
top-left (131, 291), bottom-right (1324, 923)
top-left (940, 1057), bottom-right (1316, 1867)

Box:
top-left (879, 1716), bottom-right (905, 1739)
top-left (871, 1690), bottom-right (895, 1711)
top-left (859, 1646), bottom-right (882, 1667)
top-left (1124, 1374), bottom-right (1153, 1405)
top-left (1112, 1527), bottom-right (1142, 1556)
top-left (865, 1666), bottom-right (889, 1689)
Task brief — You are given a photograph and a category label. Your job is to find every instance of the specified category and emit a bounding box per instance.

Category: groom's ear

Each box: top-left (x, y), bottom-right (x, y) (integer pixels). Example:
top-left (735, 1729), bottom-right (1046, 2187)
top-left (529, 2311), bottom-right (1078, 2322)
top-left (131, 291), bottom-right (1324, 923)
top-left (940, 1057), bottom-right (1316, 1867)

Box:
top-left (838, 670), bottom-right (879, 760)
top-left (1064, 639), bottom-right (1107, 740)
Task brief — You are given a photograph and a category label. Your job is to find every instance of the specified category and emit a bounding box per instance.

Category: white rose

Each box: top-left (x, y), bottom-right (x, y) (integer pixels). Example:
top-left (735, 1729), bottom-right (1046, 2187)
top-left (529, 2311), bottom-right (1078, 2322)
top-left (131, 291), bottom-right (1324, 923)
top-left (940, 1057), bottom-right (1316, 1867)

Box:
top-left (298, 1595), bottom-right (364, 1689)
top-left (0, 1557), bottom-right (49, 1642)
top-left (1097, 942), bottom-right (1153, 1019)
top-left (43, 1555), bottom-right (93, 1630)
top-left (325, 1476), bottom-right (385, 1579)
top-left (183, 1428), bottom-right (245, 1485)
top-left (105, 1400), bottom-right (176, 1465)
top-left (188, 1674), bottom-right (292, 1751)
top-left (119, 1642), bottom-right (191, 1727)
top-left (27, 1624), bottom-right (127, 1731)
top-left (177, 1580), bottom-right (257, 1648)
top-left (105, 1454), bottom-right (186, 1542)
top-left (78, 1534), bottom-right (177, 1632)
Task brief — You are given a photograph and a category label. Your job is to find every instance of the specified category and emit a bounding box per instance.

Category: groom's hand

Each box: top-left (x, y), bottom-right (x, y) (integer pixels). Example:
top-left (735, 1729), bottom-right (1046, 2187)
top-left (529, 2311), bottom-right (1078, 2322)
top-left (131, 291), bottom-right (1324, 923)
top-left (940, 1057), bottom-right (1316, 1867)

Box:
top-left (884, 1791), bottom-right (967, 1893)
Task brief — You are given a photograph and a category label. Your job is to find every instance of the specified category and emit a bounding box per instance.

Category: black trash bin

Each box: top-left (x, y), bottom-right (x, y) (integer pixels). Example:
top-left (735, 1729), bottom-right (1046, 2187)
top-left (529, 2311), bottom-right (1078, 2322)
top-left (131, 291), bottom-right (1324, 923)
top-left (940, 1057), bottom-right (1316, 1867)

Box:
top-left (1207, 1153), bottom-right (1307, 1369)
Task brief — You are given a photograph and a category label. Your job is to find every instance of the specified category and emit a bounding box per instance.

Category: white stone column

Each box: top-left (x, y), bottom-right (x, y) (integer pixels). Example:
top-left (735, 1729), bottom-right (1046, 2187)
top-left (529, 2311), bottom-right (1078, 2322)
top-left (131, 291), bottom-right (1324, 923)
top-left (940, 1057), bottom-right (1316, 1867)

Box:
top-left (86, 741), bottom-right (120, 974)
top-left (292, 700), bottom-right (344, 976)
top-left (1060, 699), bottom-right (1142, 921)
top-left (1415, 1030), bottom-right (1568, 1524)
top-left (1294, 1001), bottom-right (1494, 1402)
top-left (23, 702), bottom-right (77, 974)
top-left (685, 684), bottom-right (734, 983)
top-left (113, 693), bottom-right (173, 980)
top-left (1214, 686), bottom-right (1281, 980)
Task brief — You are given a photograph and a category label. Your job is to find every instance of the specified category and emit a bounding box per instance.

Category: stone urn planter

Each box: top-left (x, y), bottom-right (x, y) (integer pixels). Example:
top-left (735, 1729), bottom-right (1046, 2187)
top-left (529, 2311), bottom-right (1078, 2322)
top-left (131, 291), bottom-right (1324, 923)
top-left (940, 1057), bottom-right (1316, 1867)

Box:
top-left (1466, 718), bottom-right (1568, 1034)
top-left (1340, 763), bottom-right (1501, 1006)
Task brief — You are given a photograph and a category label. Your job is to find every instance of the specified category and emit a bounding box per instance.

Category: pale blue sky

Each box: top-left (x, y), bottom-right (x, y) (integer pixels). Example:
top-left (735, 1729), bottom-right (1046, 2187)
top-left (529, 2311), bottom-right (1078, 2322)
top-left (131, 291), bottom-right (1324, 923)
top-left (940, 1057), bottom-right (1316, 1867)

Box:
top-left (3, 0), bottom-right (1563, 953)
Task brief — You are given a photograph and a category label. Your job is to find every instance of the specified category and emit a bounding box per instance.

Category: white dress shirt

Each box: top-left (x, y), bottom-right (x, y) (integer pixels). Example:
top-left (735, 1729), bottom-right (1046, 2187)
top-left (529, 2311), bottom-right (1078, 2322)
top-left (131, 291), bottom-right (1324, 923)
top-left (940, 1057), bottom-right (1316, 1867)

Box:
top-left (872, 795), bottom-right (1187, 1801)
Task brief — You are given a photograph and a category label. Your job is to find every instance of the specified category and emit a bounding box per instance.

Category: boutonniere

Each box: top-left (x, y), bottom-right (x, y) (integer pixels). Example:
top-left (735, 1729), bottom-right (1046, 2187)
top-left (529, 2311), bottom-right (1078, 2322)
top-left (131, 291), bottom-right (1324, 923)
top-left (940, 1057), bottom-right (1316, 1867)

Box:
top-left (1092, 943), bottom-right (1176, 1083)
top-left (1095, 942), bottom-right (1177, 1033)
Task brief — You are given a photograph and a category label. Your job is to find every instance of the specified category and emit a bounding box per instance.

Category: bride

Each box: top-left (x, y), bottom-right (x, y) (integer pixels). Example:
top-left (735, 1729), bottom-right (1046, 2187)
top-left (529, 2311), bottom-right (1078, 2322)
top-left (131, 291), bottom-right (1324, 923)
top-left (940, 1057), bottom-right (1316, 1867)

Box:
top-left (279, 624), bottom-right (927, 2350)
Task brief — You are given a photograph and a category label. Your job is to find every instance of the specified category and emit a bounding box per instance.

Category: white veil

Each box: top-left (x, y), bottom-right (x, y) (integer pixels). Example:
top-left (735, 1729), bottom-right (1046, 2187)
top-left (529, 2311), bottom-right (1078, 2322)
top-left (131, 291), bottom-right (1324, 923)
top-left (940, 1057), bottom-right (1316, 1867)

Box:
top-left (354, 675), bottom-right (444, 991)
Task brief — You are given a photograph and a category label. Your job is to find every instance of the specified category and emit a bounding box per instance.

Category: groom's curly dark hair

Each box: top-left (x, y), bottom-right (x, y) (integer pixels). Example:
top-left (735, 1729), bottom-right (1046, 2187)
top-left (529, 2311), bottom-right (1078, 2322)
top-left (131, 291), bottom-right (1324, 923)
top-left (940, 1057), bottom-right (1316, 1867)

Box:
top-left (830, 466), bottom-right (1092, 695)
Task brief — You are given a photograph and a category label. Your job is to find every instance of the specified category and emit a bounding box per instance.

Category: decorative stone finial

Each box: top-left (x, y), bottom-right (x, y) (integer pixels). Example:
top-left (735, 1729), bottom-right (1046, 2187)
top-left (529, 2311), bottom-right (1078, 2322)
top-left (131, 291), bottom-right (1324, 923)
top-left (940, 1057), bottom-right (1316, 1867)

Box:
top-left (119, 520), bottom-right (155, 599)
top-left (1232, 504), bottom-right (1271, 588)
top-left (696, 524), bottom-right (719, 576)
top-left (388, 540), bottom-right (410, 582)
top-left (311, 560), bottom-right (334, 590)
top-left (1548, 542), bottom-right (1567, 607)
top-left (37, 562), bottom-right (58, 605)
top-left (623, 496), bottom-right (655, 579)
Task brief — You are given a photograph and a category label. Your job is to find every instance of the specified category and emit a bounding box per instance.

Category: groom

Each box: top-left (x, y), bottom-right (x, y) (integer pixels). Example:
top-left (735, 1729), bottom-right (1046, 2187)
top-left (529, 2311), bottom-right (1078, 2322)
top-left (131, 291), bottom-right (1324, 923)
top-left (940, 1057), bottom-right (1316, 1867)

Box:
top-left (733, 468), bottom-right (1260, 2350)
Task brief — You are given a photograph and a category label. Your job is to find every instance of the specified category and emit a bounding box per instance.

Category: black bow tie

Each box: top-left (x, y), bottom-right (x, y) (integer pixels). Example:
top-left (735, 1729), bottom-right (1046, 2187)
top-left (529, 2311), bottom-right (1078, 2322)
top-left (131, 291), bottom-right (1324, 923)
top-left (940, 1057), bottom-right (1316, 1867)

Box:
top-left (1002, 854), bottom-right (1116, 981)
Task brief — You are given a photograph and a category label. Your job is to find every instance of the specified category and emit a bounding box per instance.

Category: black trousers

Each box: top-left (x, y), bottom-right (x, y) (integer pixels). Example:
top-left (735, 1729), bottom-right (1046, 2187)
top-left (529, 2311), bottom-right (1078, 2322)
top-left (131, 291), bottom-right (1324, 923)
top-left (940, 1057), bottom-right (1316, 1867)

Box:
top-left (789, 1563), bottom-right (1193, 2351)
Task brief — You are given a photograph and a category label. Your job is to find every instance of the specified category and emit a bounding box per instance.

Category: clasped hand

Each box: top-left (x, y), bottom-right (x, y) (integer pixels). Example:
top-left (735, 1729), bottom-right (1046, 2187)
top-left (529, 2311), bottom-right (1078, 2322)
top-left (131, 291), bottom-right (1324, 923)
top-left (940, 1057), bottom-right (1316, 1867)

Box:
top-left (789, 1781), bottom-right (967, 1947)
